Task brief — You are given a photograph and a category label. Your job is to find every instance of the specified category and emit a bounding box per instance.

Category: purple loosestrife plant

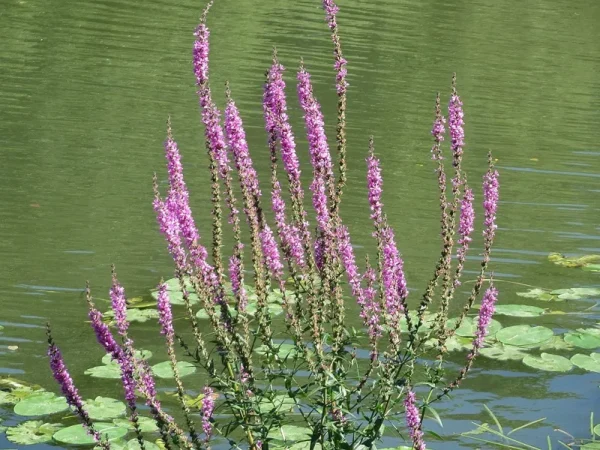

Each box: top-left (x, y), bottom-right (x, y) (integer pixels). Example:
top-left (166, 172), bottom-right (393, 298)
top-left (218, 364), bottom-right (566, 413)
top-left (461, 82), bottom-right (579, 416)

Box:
top-left (47, 2), bottom-right (502, 450)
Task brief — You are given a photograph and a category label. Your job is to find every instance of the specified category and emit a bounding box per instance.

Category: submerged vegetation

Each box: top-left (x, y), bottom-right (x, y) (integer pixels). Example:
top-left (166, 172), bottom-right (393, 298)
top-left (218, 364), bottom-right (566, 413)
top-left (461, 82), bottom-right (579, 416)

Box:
top-left (0, 1), bottom-right (598, 450)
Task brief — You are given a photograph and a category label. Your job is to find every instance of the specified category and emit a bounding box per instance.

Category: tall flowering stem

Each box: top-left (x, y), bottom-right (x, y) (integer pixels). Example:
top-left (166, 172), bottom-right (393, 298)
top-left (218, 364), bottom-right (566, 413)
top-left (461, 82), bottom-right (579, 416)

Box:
top-left (47, 326), bottom-right (108, 449)
top-left (322, 0), bottom-right (348, 210)
top-left (404, 389), bottom-right (426, 450)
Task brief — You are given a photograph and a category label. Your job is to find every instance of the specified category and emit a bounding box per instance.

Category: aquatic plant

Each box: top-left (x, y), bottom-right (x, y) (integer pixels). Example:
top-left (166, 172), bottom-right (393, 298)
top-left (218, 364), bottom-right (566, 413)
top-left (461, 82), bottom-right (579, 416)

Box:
top-left (44, 1), bottom-right (502, 448)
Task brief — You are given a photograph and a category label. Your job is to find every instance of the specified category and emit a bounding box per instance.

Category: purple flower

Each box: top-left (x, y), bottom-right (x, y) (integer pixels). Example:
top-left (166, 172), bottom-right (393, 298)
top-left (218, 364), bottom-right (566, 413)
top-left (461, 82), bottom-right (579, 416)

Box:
top-left (110, 277), bottom-right (128, 337)
top-left (48, 342), bottom-right (92, 427)
top-left (154, 194), bottom-right (187, 271)
top-left (483, 166), bottom-right (499, 243)
top-left (225, 97), bottom-right (261, 203)
top-left (430, 98), bottom-right (446, 161)
top-left (271, 180), bottom-right (305, 267)
top-left (404, 389), bottom-right (426, 450)
top-left (455, 187), bottom-right (475, 286)
top-left (156, 282), bottom-right (175, 346)
top-left (448, 92), bottom-right (464, 161)
top-left (201, 386), bottom-right (215, 438)
top-left (471, 285), bottom-right (498, 354)
top-left (88, 308), bottom-right (122, 358)
top-left (381, 226), bottom-right (408, 317)
top-left (193, 23), bottom-right (210, 87)
top-left (367, 146), bottom-right (384, 226)
top-left (260, 224), bottom-right (283, 278)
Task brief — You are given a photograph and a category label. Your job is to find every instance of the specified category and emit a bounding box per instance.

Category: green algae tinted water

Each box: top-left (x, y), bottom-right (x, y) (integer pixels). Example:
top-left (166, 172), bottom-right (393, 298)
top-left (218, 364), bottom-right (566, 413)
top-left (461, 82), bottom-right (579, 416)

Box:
top-left (0, 0), bottom-right (599, 447)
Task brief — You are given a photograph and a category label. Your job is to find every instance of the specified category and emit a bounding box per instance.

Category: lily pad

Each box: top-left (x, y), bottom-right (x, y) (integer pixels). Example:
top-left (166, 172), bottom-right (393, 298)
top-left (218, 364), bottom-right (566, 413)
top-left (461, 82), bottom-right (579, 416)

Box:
top-left (516, 289), bottom-right (556, 301)
top-left (85, 397), bottom-right (126, 421)
top-left (6, 420), bottom-right (63, 445)
top-left (495, 325), bottom-right (554, 348)
top-left (493, 304), bottom-right (546, 317)
top-left (151, 361), bottom-right (196, 379)
top-left (564, 331), bottom-right (600, 349)
top-left (163, 276), bottom-right (196, 293)
top-left (549, 253), bottom-right (600, 268)
top-left (583, 264), bottom-right (600, 273)
top-left (268, 424), bottom-right (311, 442)
top-left (96, 439), bottom-right (161, 450)
top-left (101, 349), bottom-right (152, 366)
top-left (0, 387), bottom-right (46, 405)
top-left (112, 417), bottom-right (159, 433)
top-left (151, 289), bottom-right (199, 306)
top-left (258, 394), bottom-right (297, 414)
top-left (571, 353), bottom-right (600, 373)
top-left (53, 422), bottom-right (128, 445)
top-left (104, 308), bottom-right (160, 323)
top-left (13, 391), bottom-right (69, 416)
top-left (522, 353), bottom-right (573, 372)
top-left (539, 336), bottom-right (574, 351)
top-left (255, 343), bottom-right (302, 358)
top-left (582, 443), bottom-right (600, 450)
top-left (550, 288), bottom-right (600, 300)
top-left (479, 344), bottom-right (529, 361)
top-left (196, 306), bottom-right (237, 320)
top-left (85, 362), bottom-right (122, 379)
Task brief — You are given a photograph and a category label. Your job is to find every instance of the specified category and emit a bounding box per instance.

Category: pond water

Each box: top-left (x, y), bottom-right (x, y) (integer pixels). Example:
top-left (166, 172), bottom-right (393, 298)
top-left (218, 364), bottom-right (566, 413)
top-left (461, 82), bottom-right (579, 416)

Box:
top-left (1, 0), bottom-right (599, 448)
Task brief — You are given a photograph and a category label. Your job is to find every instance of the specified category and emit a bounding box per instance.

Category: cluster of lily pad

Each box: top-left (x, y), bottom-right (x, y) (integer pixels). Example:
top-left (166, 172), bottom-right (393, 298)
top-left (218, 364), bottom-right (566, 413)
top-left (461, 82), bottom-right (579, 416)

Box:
top-left (549, 253), bottom-right (600, 273)
top-left (0, 378), bottom-right (161, 448)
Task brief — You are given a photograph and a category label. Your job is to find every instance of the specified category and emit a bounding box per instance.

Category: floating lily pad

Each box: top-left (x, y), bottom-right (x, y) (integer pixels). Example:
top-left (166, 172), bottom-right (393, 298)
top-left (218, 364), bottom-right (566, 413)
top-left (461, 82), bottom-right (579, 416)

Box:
top-left (493, 304), bottom-right (546, 317)
top-left (104, 308), bottom-right (160, 323)
top-left (571, 353), bottom-right (600, 373)
top-left (549, 253), bottom-right (600, 268)
top-left (446, 316), bottom-right (502, 338)
top-left (399, 312), bottom-right (435, 333)
top-left (163, 276), bottom-right (196, 293)
top-left (522, 353), bottom-right (573, 372)
top-left (495, 325), bottom-right (554, 348)
top-left (112, 417), bottom-right (159, 433)
top-left (539, 336), bottom-right (574, 351)
top-left (196, 306), bottom-right (237, 320)
top-left (583, 264), bottom-right (600, 273)
top-left (84, 397), bottom-right (126, 421)
top-left (151, 361), bottom-right (196, 379)
top-left (245, 302), bottom-right (285, 317)
top-left (516, 289), bottom-right (556, 301)
top-left (582, 443), bottom-right (600, 450)
top-left (258, 394), bottom-right (296, 414)
top-left (6, 420), bottom-right (63, 444)
top-left (13, 391), bottom-right (69, 416)
top-left (96, 439), bottom-right (161, 450)
top-left (85, 362), bottom-right (122, 379)
top-left (101, 350), bottom-right (152, 366)
top-left (255, 343), bottom-right (302, 358)
top-left (0, 387), bottom-right (46, 405)
top-left (479, 344), bottom-right (529, 361)
top-left (564, 331), bottom-right (600, 349)
top-left (268, 424), bottom-right (311, 442)
top-left (151, 289), bottom-right (199, 306)
top-left (551, 288), bottom-right (600, 300)
top-left (53, 422), bottom-right (128, 445)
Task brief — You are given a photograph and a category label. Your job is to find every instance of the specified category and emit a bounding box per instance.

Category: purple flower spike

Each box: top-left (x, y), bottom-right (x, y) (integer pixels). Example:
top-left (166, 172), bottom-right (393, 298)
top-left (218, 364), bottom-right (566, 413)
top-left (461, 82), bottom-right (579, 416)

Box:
top-left (89, 308), bottom-right (122, 358)
top-left (193, 22), bottom-right (210, 87)
top-left (156, 282), bottom-right (175, 346)
top-left (201, 386), bottom-right (215, 438)
top-left (483, 165), bottom-right (499, 243)
top-left (367, 147), bottom-right (384, 226)
top-left (154, 195), bottom-right (187, 272)
top-left (455, 187), bottom-right (475, 286)
top-left (48, 343), bottom-right (92, 427)
top-left (404, 389), bottom-right (426, 450)
top-left (271, 180), bottom-right (305, 267)
top-left (260, 224), bottom-right (283, 278)
top-left (448, 92), bottom-right (465, 161)
top-left (225, 97), bottom-right (261, 203)
top-left (110, 278), bottom-right (128, 337)
top-left (472, 285), bottom-right (498, 354)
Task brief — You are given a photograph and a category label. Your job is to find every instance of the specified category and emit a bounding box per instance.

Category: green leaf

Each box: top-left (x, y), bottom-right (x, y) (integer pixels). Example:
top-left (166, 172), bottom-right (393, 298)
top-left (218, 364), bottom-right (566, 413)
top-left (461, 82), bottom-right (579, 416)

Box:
top-left (84, 397), bottom-right (126, 421)
top-left (85, 363), bottom-right (122, 379)
top-left (571, 353), bottom-right (600, 372)
top-left (53, 422), bottom-right (128, 445)
top-left (551, 288), bottom-right (600, 300)
top-left (522, 353), bottom-right (573, 372)
top-left (582, 264), bottom-right (600, 273)
top-left (151, 289), bottom-right (199, 306)
top-left (495, 325), bottom-right (554, 348)
top-left (103, 308), bottom-right (159, 323)
top-left (268, 424), bottom-right (311, 442)
top-left (13, 392), bottom-right (69, 416)
top-left (163, 276), bottom-right (196, 293)
top-left (254, 343), bottom-right (303, 358)
top-left (0, 387), bottom-right (46, 405)
top-left (196, 306), bottom-right (237, 320)
top-left (6, 420), bottom-right (63, 445)
top-left (151, 361), bottom-right (196, 379)
top-left (257, 394), bottom-right (296, 413)
top-left (593, 423), bottom-right (600, 437)
top-left (516, 289), bottom-right (556, 301)
top-left (112, 417), bottom-right (159, 433)
top-left (101, 349), bottom-right (152, 365)
top-left (564, 331), bottom-right (600, 349)
top-left (581, 443), bottom-right (600, 450)
top-left (97, 439), bottom-right (161, 450)
top-left (493, 304), bottom-right (546, 317)
top-left (479, 344), bottom-right (529, 361)
top-left (538, 336), bottom-right (574, 351)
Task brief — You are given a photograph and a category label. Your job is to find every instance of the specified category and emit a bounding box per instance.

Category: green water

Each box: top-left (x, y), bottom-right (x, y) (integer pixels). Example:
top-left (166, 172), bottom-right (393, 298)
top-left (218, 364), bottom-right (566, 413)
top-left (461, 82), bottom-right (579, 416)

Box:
top-left (1, 0), bottom-right (599, 447)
